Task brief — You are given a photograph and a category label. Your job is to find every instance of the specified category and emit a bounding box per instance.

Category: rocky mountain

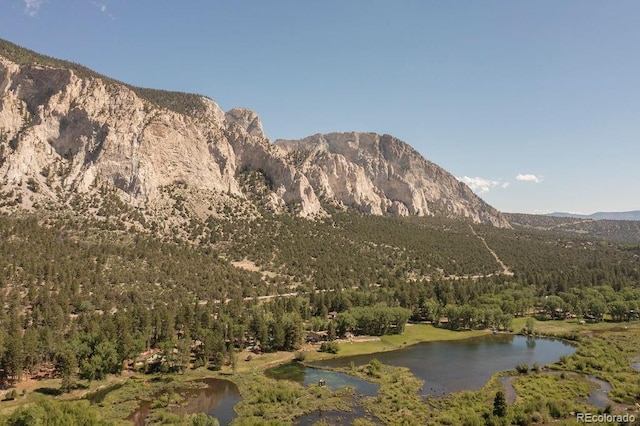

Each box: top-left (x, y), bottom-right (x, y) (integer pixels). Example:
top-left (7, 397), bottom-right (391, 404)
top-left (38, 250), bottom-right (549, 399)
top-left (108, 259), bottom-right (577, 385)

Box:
top-left (276, 133), bottom-right (509, 226)
top-left (0, 39), bottom-right (508, 227)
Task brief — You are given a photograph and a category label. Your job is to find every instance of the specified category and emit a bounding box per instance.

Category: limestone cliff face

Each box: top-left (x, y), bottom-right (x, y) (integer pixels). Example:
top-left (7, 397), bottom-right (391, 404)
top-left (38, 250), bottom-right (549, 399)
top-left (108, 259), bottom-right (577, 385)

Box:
top-left (275, 133), bottom-right (510, 227)
top-left (0, 53), bottom-right (321, 216)
top-left (0, 41), bottom-right (507, 227)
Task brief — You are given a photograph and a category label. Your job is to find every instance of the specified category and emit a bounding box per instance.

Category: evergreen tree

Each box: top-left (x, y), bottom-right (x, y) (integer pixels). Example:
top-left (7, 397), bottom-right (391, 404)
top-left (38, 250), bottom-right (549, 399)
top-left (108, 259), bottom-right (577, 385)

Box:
top-left (3, 333), bottom-right (24, 385)
top-left (493, 390), bottom-right (507, 417)
top-left (58, 349), bottom-right (78, 393)
top-left (327, 320), bottom-right (337, 341)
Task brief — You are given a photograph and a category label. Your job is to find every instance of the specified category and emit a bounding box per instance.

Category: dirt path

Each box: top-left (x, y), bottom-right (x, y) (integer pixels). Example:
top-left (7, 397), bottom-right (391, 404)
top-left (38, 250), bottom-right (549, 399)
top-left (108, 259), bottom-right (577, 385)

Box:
top-left (469, 225), bottom-right (513, 276)
top-left (224, 229), bottom-right (515, 305)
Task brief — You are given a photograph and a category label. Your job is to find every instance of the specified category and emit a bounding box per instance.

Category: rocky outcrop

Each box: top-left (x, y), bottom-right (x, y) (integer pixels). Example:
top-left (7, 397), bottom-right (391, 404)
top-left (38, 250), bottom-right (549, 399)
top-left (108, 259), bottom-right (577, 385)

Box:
top-left (276, 133), bottom-right (510, 227)
top-left (0, 51), bottom-right (322, 216)
top-left (0, 40), bottom-right (508, 227)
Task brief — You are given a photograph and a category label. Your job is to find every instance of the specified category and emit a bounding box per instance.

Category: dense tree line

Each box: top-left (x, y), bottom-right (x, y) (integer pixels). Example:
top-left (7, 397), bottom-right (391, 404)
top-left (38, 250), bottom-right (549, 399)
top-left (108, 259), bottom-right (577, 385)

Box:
top-left (335, 304), bottom-right (411, 336)
top-left (0, 210), bottom-right (638, 391)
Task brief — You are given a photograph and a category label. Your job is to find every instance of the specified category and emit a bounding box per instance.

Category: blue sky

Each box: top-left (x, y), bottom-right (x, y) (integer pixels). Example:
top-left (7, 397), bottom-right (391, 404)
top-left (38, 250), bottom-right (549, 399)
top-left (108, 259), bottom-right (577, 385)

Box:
top-left (2, 1), bottom-right (639, 214)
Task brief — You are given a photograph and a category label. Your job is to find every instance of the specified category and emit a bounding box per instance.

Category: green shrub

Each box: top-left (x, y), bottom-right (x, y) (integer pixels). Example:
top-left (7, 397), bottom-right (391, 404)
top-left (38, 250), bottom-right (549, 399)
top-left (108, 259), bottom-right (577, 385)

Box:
top-left (319, 342), bottom-right (339, 354)
top-left (4, 389), bottom-right (18, 401)
top-left (366, 359), bottom-right (383, 377)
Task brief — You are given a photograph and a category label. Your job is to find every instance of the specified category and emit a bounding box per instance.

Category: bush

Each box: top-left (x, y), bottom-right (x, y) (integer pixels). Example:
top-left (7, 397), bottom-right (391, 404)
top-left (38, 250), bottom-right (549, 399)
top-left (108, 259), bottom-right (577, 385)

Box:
top-left (6, 400), bottom-right (102, 424)
top-left (530, 412), bottom-right (544, 423)
top-left (546, 398), bottom-right (569, 418)
top-left (515, 363), bottom-right (530, 374)
top-left (4, 389), bottom-right (18, 401)
top-left (294, 351), bottom-right (306, 362)
top-left (366, 359), bottom-right (383, 377)
top-left (319, 342), bottom-right (339, 354)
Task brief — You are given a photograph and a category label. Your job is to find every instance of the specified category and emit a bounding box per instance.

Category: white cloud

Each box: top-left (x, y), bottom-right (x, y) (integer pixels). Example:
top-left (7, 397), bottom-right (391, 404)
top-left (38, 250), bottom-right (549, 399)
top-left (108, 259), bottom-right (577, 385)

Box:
top-left (24, 0), bottom-right (45, 16)
top-left (457, 176), bottom-right (505, 194)
top-left (90, 1), bottom-right (116, 19)
top-left (516, 173), bottom-right (543, 183)
top-left (91, 1), bottom-right (106, 12)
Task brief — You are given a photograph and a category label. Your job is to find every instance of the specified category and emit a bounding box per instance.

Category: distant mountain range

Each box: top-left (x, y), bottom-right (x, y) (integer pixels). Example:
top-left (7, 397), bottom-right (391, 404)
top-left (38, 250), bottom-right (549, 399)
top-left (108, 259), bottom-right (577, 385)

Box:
top-left (506, 212), bottom-right (640, 244)
top-left (546, 211), bottom-right (640, 221)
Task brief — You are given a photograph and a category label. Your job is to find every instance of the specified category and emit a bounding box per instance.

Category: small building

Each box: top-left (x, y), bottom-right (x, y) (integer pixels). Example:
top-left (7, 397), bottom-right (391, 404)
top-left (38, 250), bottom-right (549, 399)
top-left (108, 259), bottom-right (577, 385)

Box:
top-left (130, 348), bottom-right (163, 370)
top-left (583, 313), bottom-right (597, 323)
top-left (306, 331), bottom-right (328, 344)
top-left (248, 342), bottom-right (262, 354)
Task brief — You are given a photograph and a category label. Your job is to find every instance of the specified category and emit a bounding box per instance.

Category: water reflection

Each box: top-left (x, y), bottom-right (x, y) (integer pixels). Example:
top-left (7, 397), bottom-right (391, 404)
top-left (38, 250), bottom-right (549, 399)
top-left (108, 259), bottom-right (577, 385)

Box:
top-left (586, 375), bottom-right (612, 409)
top-left (526, 336), bottom-right (536, 349)
top-left (125, 378), bottom-right (240, 426)
top-left (266, 363), bottom-right (379, 396)
top-left (172, 378), bottom-right (241, 425)
top-left (315, 335), bottom-right (576, 397)
top-left (631, 356), bottom-right (640, 372)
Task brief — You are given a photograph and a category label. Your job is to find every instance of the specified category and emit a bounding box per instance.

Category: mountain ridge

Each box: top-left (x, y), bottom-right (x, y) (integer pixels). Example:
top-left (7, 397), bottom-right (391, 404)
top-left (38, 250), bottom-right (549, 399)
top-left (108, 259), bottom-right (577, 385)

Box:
top-left (0, 38), bottom-right (509, 228)
top-left (546, 211), bottom-right (640, 221)
top-left (505, 212), bottom-right (640, 244)
top-left (275, 132), bottom-right (507, 226)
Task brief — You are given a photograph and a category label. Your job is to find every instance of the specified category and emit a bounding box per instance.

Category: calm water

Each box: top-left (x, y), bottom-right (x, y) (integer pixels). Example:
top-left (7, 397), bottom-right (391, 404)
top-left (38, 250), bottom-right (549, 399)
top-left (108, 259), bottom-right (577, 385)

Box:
top-left (315, 334), bottom-right (576, 397)
top-left (126, 378), bottom-right (241, 426)
top-left (631, 357), bottom-right (640, 372)
top-left (265, 363), bottom-right (379, 396)
top-left (265, 363), bottom-right (380, 425)
top-left (586, 375), bottom-right (612, 408)
top-left (171, 378), bottom-right (241, 425)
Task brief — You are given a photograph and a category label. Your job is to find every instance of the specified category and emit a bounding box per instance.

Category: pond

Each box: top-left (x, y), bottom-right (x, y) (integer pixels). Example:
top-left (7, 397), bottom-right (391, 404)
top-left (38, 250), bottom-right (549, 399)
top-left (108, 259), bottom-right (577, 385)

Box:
top-left (265, 363), bottom-right (381, 425)
top-left (126, 378), bottom-right (241, 426)
top-left (171, 378), bottom-right (241, 424)
top-left (314, 334), bottom-right (576, 397)
top-left (586, 375), bottom-right (612, 409)
top-left (265, 363), bottom-right (379, 396)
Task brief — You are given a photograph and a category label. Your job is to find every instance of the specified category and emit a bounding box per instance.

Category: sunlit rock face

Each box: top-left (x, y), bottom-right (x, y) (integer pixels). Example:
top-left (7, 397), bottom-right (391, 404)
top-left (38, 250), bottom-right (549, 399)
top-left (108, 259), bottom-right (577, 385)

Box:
top-left (276, 133), bottom-right (510, 227)
top-left (0, 47), bottom-right (508, 227)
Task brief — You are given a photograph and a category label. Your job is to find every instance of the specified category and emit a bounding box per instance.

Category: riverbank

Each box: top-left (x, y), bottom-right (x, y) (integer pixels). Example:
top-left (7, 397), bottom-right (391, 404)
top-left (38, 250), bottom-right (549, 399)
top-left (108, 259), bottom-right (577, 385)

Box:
top-left (3, 320), bottom-right (639, 425)
top-left (304, 323), bottom-right (491, 362)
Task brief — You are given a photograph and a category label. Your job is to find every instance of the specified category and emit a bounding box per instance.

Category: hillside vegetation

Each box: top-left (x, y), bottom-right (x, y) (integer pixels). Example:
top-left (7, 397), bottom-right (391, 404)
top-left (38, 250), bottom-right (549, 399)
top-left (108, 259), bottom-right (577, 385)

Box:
top-left (506, 212), bottom-right (640, 244)
top-left (0, 38), bottom-right (209, 117)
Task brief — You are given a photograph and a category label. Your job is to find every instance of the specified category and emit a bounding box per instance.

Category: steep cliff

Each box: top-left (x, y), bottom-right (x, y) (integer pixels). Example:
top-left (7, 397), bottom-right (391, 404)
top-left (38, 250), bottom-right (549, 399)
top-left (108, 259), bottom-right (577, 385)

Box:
top-left (0, 41), bottom-right (322, 217)
top-left (0, 39), bottom-right (508, 227)
top-left (276, 133), bottom-right (509, 227)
